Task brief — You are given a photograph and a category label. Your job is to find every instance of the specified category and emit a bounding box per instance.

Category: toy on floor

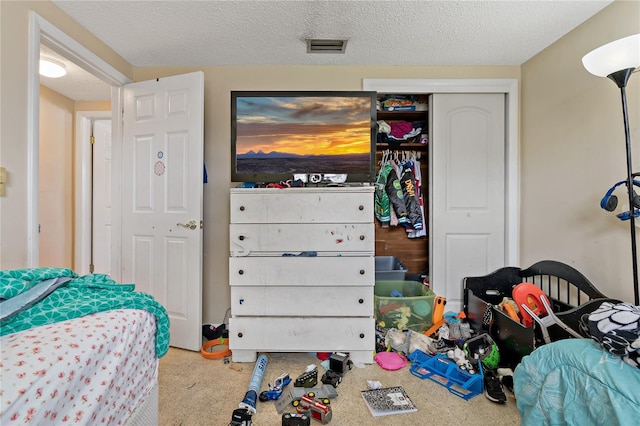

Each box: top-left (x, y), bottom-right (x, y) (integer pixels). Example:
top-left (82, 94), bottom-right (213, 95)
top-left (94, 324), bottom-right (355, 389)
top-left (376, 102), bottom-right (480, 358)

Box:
top-left (229, 353), bottom-right (269, 426)
top-left (295, 393), bottom-right (332, 424)
top-left (447, 347), bottom-right (476, 374)
top-left (259, 372), bottom-right (291, 402)
top-left (463, 333), bottom-right (500, 370)
top-left (282, 412), bottom-right (311, 426)
top-left (294, 365), bottom-right (318, 388)
top-left (374, 351), bottom-right (407, 370)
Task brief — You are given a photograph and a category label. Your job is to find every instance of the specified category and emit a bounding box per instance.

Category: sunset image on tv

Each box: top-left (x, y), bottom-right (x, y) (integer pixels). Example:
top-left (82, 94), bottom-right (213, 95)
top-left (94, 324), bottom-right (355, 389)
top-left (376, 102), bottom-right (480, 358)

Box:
top-left (235, 95), bottom-right (373, 175)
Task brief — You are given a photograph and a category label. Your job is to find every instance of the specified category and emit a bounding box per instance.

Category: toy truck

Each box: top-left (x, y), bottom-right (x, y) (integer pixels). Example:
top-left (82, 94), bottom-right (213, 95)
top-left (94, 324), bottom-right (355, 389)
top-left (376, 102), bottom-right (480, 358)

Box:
top-left (295, 393), bottom-right (332, 424)
top-left (294, 366), bottom-right (318, 388)
top-left (274, 384), bottom-right (338, 414)
top-left (259, 373), bottom-right (291, 402)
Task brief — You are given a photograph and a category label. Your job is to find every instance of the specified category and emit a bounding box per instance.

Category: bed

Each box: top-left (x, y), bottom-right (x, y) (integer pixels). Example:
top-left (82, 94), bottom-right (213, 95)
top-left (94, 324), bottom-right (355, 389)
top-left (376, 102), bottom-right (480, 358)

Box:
top-left (0, 267), bottom-right (170, 425)
top-left (513, 338), bottom-right (640, 426)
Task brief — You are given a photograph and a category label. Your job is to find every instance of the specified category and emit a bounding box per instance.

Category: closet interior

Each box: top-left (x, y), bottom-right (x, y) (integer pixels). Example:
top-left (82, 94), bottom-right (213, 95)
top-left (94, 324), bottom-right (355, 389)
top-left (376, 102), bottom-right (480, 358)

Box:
top-left (374, 94), bottom-right (429, 280)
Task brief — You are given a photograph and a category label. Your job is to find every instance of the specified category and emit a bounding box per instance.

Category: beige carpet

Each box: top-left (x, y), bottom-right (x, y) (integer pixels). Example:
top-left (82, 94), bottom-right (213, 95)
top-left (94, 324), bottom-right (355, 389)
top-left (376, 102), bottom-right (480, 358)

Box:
top-left (158, 347), bottom-right (521, 426)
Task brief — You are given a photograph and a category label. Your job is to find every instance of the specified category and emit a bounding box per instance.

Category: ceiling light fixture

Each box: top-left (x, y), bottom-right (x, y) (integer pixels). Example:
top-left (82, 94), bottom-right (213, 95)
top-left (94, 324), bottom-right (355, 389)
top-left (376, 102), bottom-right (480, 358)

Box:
top-left (39, 58), bottom-right (67, 78)
top-left (582, 33), bottom-right (640, 305)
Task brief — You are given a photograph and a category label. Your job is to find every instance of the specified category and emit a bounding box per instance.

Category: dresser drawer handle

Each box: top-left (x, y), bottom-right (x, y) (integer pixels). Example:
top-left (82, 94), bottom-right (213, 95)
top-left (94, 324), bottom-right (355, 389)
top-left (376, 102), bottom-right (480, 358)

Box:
top-left (239, 269), bottom-right (244, 275)
top-left (237, 332), bottom-right (243, 338)
top-left (238, 235), bottom-right (245, 241)
top-left (359, 333), bottom-right (365, 339)
top-left (358, 205), bottom-right (364, 211)
top-left (359, 269), bottom-right (365, 275)
top-left (358, 298), bottom-right (364, 304)
top-left (359, 235), bottom-right (365, 241)
top-left (239, 205), bottom-right (245, 211)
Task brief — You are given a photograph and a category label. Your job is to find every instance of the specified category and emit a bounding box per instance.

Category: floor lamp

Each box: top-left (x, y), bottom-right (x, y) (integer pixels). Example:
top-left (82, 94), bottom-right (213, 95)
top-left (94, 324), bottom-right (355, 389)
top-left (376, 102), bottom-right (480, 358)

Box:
top-left (582, 33), bottom-right (640, 305)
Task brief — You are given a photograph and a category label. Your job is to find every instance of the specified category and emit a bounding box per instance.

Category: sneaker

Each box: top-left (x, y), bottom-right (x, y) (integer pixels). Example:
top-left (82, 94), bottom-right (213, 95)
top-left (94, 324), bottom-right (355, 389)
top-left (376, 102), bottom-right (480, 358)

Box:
top-left (484, 370), bottom-right (507, 404)
top-left (501, 375), bottom-right (514, 393)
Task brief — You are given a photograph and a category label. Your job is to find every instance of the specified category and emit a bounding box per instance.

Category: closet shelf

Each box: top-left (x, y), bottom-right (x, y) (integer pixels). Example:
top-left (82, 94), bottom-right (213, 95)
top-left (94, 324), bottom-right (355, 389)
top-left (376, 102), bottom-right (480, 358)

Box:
top-left (377, 111), bottom-right (427, 121)
top-left (376, 143), bottom-right (428, 150)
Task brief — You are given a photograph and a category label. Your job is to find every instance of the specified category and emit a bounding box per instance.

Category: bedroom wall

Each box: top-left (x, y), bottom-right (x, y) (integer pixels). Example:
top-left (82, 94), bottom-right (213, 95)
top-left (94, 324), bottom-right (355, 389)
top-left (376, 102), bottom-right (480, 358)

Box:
top-left (133, 65), bottom-right (520, 324)
top-left (520, 0), bottom-right (640, 302)
top-left (0, 0), bottom-right (132, 268)
top-left (39, 85), bottom-right (73, 268)
top-left (2, 1), bottom-right (637, 326)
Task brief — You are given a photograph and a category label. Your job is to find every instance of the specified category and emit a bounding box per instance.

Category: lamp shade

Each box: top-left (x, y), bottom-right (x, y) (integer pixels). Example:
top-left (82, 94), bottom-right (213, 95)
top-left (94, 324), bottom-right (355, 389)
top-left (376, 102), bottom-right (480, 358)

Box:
top-left (582, 33), bottom-right (640, 77)
top-left (39, 58), bottom-right (67, 78)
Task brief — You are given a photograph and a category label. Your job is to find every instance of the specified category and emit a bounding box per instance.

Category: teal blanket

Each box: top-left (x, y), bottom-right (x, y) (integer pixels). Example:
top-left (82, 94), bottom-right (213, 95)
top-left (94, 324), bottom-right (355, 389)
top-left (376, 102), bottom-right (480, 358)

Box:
top-left (0, 267), bottom-right (170, 357)
top-left (514, 339), bottom-right (640, 426)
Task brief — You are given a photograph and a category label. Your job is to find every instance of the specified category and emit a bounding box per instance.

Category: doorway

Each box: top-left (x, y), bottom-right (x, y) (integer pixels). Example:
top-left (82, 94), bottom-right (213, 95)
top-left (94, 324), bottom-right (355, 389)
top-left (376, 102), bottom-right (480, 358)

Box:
top-left (28, 12), bottom-right (131, 276)
top-left (74, 112), bottom-right (112, 275)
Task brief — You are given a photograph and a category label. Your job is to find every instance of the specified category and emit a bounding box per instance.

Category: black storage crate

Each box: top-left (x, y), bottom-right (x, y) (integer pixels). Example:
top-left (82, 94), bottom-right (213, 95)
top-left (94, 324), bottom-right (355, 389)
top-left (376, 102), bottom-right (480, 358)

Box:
top-left (463, 260), bottom-right (617, 369)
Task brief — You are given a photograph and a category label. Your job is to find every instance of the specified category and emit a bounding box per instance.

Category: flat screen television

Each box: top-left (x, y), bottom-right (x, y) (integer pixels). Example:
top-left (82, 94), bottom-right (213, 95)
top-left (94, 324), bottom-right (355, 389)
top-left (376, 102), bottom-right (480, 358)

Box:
top-left (231, 90), bottom-right (377, 184)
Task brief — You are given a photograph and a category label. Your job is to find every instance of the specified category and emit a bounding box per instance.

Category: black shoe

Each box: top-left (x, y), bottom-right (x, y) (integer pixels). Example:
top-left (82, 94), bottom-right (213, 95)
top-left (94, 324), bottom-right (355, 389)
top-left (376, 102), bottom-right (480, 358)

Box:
top-left (484, 370), bottom-right (507, 404)
top-left (501, 375), bottom-right (514, 393)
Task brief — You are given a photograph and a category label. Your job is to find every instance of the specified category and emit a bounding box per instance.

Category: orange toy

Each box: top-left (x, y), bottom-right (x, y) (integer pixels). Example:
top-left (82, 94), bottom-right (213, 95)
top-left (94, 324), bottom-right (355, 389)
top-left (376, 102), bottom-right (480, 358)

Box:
top-left (423, 310), bottom-right (466, 338)
top-left (432, 296), bottom-right (446, 324)
top-left (502, 302), bottom-right (520, 322)
top-left (512, 283), bottom-right (548, 327)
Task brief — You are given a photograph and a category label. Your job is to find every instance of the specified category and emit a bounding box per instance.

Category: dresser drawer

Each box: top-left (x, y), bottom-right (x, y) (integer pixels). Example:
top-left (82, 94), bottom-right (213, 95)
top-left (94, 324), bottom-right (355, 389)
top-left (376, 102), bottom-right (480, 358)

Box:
top-left (230, 285), bottom-right (373, 317)
top-left (230, 223), bottom-right (374, 256)
top-left (229, 317), bottom-right (375, 352)
top-left (230, 187), bottom-right (374, 224)
top-left (229, 256), bottom-right (373, 286)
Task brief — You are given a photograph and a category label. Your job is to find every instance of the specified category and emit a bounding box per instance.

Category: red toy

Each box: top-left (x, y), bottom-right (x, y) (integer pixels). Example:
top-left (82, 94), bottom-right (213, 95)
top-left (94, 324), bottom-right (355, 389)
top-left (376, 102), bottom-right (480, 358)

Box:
top-left (512, 283), bottom-right (548, 327)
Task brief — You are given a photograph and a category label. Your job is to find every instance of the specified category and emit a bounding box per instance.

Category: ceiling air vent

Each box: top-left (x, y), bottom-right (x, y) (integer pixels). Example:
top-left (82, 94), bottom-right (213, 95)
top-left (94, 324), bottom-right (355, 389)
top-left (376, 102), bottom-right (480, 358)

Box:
top-left (306, 38), bottom-right (348, 54)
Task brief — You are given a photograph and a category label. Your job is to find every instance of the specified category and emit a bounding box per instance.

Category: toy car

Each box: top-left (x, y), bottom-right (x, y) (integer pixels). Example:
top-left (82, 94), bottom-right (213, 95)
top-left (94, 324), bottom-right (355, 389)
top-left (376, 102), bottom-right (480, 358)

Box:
top-left (320, 370), bottom-right (342, 388)
top-left (282, 413), bottom-right (310, 426)
top-left (295, 393), bottom-right (332, 424)
top-left (288, 384), bottom-right (337, 406)
top-left (274, 384), bottom-right (338, 414)
top-left (259, 373), bottom-right (292, 402)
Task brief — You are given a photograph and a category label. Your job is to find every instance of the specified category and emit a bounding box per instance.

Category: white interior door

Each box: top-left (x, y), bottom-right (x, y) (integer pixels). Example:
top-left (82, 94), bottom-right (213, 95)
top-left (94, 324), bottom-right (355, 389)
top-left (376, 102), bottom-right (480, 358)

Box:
top-left (121, 71), bottom-right (204, 351)
top-left (430, 93), bottom-right (506, 313)
top-left (92, 118), bottom-right (112, 275)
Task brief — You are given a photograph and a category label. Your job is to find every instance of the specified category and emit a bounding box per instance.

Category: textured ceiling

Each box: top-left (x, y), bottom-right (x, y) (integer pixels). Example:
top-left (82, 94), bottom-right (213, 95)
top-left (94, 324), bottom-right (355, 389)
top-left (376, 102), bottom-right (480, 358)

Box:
top-left (40, 44), bottom-right (112, 102)
top-left (44, 0), bottom-right (613, 100)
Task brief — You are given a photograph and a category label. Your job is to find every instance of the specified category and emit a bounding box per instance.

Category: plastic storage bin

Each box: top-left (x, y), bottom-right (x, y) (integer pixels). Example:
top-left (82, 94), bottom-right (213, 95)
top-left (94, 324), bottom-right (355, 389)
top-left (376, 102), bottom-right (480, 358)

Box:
top-left (375, 256), bottom-right (408, 281)
top-left (374, 280), bottom-right (435, 332)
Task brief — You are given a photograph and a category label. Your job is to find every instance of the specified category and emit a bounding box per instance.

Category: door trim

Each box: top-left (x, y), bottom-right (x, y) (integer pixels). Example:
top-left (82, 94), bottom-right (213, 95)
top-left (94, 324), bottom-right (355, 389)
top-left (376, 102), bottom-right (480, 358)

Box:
top-left (362, 78), bottom-right (519, 266)
top-left (27, 12), bottom-right (132, 269)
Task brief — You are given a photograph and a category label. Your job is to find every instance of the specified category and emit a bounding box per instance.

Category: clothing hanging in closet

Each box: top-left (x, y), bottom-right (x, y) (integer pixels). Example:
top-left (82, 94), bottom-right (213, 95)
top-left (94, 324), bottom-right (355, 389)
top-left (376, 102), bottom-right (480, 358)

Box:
top-left (374, 150), bottom-right (426, 239)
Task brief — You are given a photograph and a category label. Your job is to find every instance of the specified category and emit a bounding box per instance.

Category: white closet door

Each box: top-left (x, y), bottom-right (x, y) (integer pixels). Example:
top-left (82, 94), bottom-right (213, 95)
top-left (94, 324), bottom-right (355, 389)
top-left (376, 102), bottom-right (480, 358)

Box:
top-left (430, 93), bottom-right (506, 312)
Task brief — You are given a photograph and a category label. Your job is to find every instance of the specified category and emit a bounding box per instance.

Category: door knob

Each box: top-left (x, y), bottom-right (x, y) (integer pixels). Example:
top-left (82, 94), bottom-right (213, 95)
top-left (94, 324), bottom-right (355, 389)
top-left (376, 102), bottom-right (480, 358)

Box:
top-left (177, 220), bottom-right (197, 230)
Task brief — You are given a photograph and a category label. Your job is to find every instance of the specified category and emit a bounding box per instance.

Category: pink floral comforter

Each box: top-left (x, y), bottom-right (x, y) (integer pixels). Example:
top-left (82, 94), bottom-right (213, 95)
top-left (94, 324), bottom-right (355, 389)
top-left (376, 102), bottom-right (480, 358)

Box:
top-left (1, 309), bottom-right (158, 424)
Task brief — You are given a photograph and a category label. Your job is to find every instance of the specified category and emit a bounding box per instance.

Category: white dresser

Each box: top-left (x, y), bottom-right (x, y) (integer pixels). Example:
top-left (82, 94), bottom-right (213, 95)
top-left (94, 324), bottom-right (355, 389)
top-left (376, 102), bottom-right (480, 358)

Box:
top-left (228, 186), bottom-right (375, 364)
